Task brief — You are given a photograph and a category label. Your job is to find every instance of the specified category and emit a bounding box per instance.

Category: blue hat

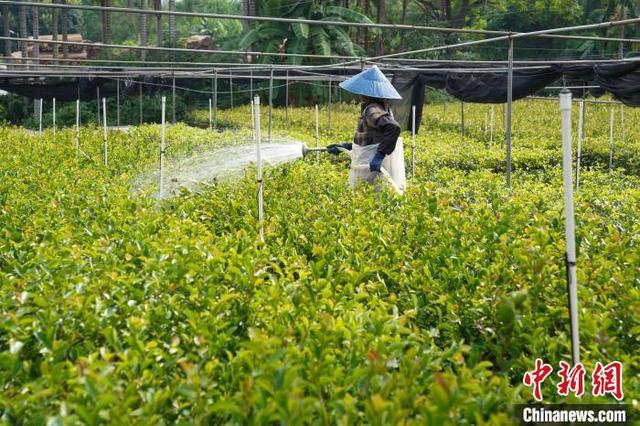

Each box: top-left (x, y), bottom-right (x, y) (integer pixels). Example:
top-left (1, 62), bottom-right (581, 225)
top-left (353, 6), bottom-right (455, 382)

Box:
top-left (339, 65), bottom-right (401, 100)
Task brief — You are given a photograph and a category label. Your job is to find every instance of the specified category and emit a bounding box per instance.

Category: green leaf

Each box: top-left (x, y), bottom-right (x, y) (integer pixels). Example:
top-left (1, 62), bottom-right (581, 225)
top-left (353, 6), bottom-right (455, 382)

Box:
top-left (310, 27), bottom-right (331, 57)
top-left (324, 6), bottom-right (374, 23)
top-left (292, 22), bottom-right (310, 39)
top-left (238, 28), bottom-right (261, 49)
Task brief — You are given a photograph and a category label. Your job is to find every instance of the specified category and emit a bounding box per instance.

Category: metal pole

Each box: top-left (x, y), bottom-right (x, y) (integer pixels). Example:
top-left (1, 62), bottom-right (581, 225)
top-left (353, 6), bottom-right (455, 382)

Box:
top-left (116, 78), bottom-right (120, 126)
top-left (315, 104), bottom-right (320, 162)
top-left (560, 88), bottom-right (579, 366)
top-left (609, 107), bottom-right (614, 170)
top-left (159, 96), bottom-right (166, 199)
top-left (213, 70), bottom-right (218, 129)
top-left (506, 36), bottom-right (514, 187)
top-left (251, 97), bottom-right (255, 139)
top-left (484, 108), bottom-right (488, 133)
top-left (490, 104), bottom-right (495, 147)
top-left (208, 98), bottom-right (212, 130)
top-left (75, 98), bottom-right (80, 158)
top-left (620, 104), bottom-right (624, 146)
top-left (285, 70), bottom-right (289, 125)
top-left (38, 98), bottom-right (43, 134)
top-left (411, 105), bottom-right (416, 178)
top-left (254, 95), bottom-right (264, 243)
top-left (328, 77), bottom-right (332, 132)
top-left (139, 81), bottom-right (143, 125)
top-left (172, 74), bottom-right (176, 124)
top-left (52, 97), bottom-right (56, 138)
top-left (250, 71), bottom-right (253, 98)
top-left (576, 99), bottom-right (584, 191)
top-left (268, 66), bottom-right (273, 142)
top-left (97, 86), bottom-right (101, 124)
top-left (460, 101), bottom-right (464, 139)
top-left (102, 97), bottom-right (108, 167)
top-left (229, 72), bottom-right (233, 109)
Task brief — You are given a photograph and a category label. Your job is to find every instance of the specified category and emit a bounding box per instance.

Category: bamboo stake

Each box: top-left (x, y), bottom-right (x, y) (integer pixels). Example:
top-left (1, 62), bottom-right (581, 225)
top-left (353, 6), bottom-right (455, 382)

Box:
top-left (159, 96), bottom-right (166, 198)
top-left (254, 95), bottom-right (264, 243)
top-left (102, 97), bottom-right (108, 166)
top-left (411, 105), bottom-right (416, 178)
top-left (75, 98), bottom-right (79, 158)
top-left (576, 99), bottom-right (584, 191)
top-left (609, 107), bottom-right (614, 170)
top-left (560, 89), bottom-right (580, 366)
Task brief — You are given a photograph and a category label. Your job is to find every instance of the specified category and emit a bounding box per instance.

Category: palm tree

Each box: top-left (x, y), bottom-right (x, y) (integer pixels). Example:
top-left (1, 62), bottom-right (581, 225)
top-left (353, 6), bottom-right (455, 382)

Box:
top-left (601, 0), bottom-right (639, 58)
top-left (238, 0), bottom-right (371, 65)
top-left (579, 0), bottom-right (639, 59)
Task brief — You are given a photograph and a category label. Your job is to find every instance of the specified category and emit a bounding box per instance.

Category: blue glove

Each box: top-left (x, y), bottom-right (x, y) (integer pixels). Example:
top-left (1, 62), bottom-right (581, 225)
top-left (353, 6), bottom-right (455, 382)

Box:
top-left (369, 151), bottom-right (386, 172)
top-left (326, 142), bottom-right (352, 155)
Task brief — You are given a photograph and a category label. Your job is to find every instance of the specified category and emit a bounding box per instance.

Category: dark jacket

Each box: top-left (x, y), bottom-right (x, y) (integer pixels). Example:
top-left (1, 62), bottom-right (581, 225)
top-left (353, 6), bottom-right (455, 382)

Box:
top-left (353, 101), bottom-right (402, 156)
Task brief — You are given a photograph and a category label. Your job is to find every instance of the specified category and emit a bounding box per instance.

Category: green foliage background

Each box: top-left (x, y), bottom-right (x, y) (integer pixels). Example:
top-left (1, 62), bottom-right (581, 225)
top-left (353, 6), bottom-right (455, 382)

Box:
top-left (0, 99), bottom-right (638, 422)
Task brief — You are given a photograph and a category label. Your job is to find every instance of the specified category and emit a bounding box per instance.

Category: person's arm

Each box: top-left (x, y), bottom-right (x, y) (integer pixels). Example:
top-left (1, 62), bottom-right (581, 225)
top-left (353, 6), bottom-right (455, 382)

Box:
top-left (368, 113), bottom-right (401, 172)
top-left (375, 115), bottom-right (401, 155)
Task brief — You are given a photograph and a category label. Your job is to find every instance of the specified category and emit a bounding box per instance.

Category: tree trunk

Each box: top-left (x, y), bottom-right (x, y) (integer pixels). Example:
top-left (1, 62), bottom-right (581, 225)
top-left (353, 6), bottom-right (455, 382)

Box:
top-left (52, 1), bottom-right (59, 64)
top-left (155, 0), bottom-right (162, 47)
top-left (444, 0), bottom-right (452, 22)
top-left (101, 1), bottom-right (107, 44)
top-left (139, 0), bottom-right (147, 61)
top-left (452, 0), bottom-right (470, 28)
top-left (105, 0), bottom-right (112, 45)
top-left (19, 0), bottom-right (28, 65)
top-left (169, 0), bottom-right (175, 48)
top-left (363, 0), bottom-right (369, 54)
top-left (32, 1), bottom-right (40, 116)
top-left (242, 0), bottom-right (252, 31)
top-left (2, 4), bottom-right (10, 64)
top-left (61, 0), bottom-right (68, 59)
top-left (400, 0), bottom-right (408, 50)
top-left (619, 5), bottom-right (625, 59)
top-left (375, 0), bottom-right (385, 55)
top-left (32, 1), bottom-right (40, 66)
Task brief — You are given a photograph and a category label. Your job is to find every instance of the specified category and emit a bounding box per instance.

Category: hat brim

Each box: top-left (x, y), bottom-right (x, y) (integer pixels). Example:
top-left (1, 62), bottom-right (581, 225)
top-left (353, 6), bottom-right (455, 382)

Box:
top-left (338, 66), bottom-right (402, 100)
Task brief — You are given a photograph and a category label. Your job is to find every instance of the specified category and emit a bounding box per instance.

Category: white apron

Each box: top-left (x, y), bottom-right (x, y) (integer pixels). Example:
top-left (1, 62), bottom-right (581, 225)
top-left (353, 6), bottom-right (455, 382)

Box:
top-left (349, 137), bottom-right (406, 194)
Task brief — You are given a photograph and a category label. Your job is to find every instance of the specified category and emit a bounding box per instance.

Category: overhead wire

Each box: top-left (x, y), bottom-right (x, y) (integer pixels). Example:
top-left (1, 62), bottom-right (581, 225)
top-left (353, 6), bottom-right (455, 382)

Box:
top-left (1, 0), bottom-right (639, 45)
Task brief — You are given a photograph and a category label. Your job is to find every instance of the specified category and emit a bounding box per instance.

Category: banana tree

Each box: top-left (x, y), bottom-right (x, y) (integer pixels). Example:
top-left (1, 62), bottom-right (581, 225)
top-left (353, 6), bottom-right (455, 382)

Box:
top-left (237, 0), bottom-right (372, 65)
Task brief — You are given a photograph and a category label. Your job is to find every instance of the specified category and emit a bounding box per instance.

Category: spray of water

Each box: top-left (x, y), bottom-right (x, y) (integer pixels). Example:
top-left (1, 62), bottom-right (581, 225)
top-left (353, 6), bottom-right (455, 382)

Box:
top-left (134, 137), bottom-right (307, 198)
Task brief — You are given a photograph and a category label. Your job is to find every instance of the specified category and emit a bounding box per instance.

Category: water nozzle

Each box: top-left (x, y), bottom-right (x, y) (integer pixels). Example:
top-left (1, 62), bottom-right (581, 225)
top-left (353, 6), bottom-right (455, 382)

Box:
top-left (302, 144), bottom-right (327, 157)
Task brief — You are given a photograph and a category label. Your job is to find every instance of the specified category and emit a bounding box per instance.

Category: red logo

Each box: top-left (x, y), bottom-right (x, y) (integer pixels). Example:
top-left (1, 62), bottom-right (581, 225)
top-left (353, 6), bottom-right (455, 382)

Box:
top-left (523, 360), bottom-right (623, 401)
top-left (592, 361), bottom-right (624, 401)
top-left (523, 358), bottom-right (554, 402)
top-left (557, 361), bottom-right (586, 397)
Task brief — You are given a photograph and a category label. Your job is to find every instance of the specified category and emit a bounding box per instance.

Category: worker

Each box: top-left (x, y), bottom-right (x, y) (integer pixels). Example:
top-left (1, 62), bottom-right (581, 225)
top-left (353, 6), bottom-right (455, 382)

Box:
top-left (326, 65), bottom-right (405, 192)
